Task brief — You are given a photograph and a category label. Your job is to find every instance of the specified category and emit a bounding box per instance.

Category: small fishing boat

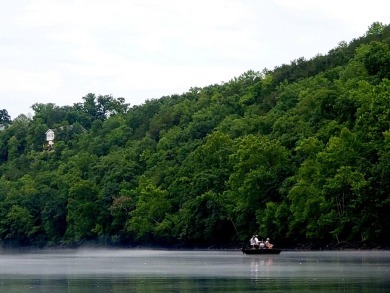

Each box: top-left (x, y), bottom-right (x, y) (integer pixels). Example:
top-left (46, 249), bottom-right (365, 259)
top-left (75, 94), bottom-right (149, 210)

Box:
top-left (243, 236), bottom-right (281, 254)
top-left (241, 246), bottom-right (282, 255)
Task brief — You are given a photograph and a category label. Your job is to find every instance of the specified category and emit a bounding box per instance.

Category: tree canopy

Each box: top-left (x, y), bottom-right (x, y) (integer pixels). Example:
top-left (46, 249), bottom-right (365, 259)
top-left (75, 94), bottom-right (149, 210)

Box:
top-left (0, 22), bottom-right (389, 248)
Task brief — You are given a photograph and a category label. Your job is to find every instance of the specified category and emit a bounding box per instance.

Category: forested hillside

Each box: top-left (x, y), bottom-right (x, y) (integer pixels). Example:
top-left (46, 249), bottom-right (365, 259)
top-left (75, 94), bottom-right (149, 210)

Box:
top-left (1, 22), bottom-right (389, 248)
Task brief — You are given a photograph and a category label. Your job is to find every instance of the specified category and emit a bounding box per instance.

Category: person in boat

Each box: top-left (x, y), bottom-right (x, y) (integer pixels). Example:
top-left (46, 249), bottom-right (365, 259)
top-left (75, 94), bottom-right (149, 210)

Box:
top-left (250, 235), bottom-right (262, 247)
top-left (250, 235), bottom-right (257, 247)
top-left (265, 238), bottom-right (273, 249)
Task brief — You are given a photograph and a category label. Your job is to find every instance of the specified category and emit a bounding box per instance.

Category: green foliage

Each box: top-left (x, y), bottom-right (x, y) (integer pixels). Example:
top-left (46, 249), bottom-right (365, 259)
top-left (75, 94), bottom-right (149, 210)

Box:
top-left (0, 22), bottom-right (389, 248)
top-left (0, 109), bottom-right (11, 123)
top-left (366, 22), bottom-right (385, 36)
top-left (1, 205), bottom-right (37, 244)
top-left (126, 177), bottom-right (172, 242)
top-left (227, 135), bottom-right (291, 240)
top-left (176, 191), bottom-right (234, 245)
top-left (356, 42), bottom-right (390, 80)
top-left (65, 180), bottom-right (100, 242)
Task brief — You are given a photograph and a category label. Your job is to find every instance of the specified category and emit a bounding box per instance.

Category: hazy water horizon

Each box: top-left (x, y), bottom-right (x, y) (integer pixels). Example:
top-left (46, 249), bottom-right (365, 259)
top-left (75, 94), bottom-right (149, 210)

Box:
top-left (0, 248), bottom-right (389, 292)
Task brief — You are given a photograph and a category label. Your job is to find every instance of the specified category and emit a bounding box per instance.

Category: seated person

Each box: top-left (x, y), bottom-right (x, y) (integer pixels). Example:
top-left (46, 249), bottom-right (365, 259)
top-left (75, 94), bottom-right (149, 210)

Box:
top-left (250, 235), bottom-right (257, 247)
top-left (265, 238), bottom-right (273, 248)
top-left (254, 235), bottom-right (260, 246)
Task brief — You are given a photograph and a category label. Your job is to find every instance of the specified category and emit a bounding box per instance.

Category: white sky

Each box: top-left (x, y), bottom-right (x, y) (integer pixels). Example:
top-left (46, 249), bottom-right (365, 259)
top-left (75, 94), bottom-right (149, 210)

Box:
top-left (1, 0), bottom-right (389, 119)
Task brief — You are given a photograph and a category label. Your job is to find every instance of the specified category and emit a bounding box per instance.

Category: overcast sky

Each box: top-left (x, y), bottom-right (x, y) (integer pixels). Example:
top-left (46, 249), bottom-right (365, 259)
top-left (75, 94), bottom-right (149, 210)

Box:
top-left (1, 0), bottom-right (389, 119)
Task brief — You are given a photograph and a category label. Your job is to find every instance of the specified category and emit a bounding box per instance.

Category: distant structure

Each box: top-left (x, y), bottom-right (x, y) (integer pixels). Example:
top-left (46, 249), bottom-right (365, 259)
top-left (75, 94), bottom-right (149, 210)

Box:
top-left (45, 129), bottom-right (55, 150)
top-left (43, 125), bottom-right (86, 151)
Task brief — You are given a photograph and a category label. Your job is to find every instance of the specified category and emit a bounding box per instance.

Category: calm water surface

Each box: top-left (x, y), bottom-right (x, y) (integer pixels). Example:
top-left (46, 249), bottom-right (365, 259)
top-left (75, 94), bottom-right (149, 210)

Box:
top-left (0, 248), bottom-right (389, 292)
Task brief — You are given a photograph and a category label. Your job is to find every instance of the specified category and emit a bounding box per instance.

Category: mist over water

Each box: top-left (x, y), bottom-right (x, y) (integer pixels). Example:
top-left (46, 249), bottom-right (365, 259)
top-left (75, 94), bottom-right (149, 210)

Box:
top-left (0, 249), bottom-right (389, 292)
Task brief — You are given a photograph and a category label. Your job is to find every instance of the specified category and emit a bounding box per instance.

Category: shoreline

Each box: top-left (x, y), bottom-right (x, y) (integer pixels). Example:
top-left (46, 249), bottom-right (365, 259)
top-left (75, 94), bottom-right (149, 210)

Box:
top-left (1, 242), bottom-right (389, 252)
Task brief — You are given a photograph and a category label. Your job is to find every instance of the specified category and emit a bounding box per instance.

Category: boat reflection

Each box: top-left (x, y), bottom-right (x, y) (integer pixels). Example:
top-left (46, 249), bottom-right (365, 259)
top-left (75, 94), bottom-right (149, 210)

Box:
top-left (249, 256), bottom-right (275, 279)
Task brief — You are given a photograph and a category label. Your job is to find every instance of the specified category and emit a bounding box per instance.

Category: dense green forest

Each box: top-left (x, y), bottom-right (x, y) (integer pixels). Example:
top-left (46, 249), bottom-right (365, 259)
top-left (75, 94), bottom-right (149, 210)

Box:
top-left (1, 22), bottom-right (390, 249)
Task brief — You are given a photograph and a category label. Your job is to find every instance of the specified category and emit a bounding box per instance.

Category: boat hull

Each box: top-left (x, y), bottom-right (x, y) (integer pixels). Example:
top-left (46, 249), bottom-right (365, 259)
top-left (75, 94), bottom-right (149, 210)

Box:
top-left (241, 247), bottom-right (281, 255)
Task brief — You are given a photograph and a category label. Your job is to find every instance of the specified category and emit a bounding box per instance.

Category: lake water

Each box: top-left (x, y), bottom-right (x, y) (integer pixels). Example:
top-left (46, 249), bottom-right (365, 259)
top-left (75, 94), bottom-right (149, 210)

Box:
top-left (0, 248), bottom-right (389, 292)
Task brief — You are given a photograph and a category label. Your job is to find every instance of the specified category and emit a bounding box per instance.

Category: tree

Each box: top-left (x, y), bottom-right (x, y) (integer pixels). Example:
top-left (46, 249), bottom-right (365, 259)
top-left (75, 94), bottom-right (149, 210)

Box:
top-left (177, 191), bottom-right (234, 245)
top-left (356, 41), bottom-right (390, 80)
top-left (126, 177), bottom-right (172, 242)
top-left (65, 180), bottom-right (100, 242)
top-left (73, 94), bottom-right (130, 128)
top-left (1, 205), bottom-right (36, 245)
top-left (31, 103), bottom-right (66, 128)
top-left (0, 109), bottom-right (11, 123)
top-left (365, 22), bottom-right (385, 36)
top-left (323, 167), bottom-right (368, 242)
top-left (227, 135), bottom-right (291, 239)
